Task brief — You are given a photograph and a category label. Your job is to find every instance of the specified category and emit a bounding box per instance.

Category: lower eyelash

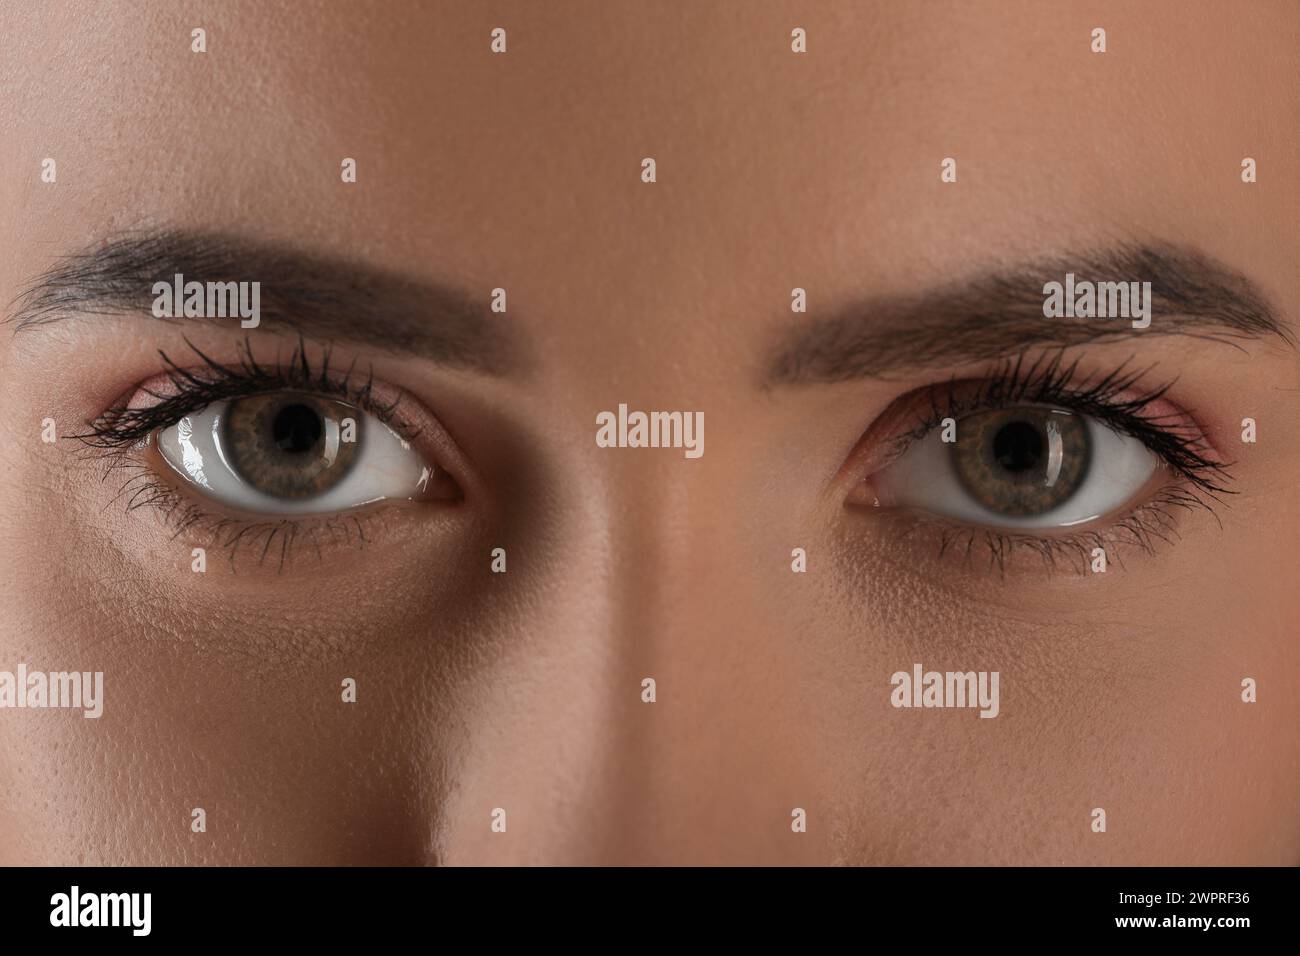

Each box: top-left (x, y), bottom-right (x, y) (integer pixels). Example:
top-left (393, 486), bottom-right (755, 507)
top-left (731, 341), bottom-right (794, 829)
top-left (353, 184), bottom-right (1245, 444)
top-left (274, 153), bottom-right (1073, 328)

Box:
top-left (93, 449), bottom-right (378, 571)
top-left (885, 483), bottom-right (1221, 576)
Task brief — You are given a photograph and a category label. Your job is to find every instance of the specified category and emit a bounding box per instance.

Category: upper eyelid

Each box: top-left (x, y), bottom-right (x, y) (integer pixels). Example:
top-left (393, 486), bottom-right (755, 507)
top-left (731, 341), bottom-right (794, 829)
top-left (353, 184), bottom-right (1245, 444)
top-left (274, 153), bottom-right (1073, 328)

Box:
top-left (75, 339), bottom-right (419, 449)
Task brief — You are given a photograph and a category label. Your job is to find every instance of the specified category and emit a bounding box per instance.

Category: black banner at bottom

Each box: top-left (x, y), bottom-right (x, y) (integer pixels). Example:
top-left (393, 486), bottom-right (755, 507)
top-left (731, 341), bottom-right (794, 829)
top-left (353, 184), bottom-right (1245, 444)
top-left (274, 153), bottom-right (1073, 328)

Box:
top-left (0, 866), bottom-right (1289, 942)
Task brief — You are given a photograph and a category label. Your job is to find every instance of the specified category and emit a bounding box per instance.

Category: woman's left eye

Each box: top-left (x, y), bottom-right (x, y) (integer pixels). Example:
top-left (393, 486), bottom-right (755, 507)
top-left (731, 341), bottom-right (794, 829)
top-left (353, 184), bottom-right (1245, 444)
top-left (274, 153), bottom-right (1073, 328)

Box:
top-left (155, 391), bottom-right (456, 515)
top-left (865, 406), bottom-right (1161, 529)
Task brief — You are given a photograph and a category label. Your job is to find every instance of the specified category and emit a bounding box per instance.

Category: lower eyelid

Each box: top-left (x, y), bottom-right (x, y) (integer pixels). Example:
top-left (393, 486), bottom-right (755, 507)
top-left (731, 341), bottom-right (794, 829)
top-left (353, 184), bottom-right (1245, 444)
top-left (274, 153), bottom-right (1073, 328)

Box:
top-left (97, 444), bottom-right (449, 571)
top-left (850, 481), bottom-right (1216, 578)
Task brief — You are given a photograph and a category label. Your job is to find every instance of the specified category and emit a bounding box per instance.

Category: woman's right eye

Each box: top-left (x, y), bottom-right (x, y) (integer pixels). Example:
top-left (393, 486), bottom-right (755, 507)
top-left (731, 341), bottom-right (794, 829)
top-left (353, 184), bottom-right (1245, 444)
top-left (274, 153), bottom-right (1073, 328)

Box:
top-left (155, 391), bottom-right (457, 515)
top-left (862, 404), bottom-right (1163, 531)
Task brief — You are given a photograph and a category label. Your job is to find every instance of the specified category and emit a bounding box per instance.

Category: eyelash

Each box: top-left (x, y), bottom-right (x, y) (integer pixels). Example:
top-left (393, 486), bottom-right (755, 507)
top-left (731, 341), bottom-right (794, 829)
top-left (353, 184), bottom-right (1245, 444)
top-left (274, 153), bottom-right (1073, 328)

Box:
top-left (73, 337), bottom-right (422, 569)
top-left (873, 350), bottom-right (1234, 572)
top-left (78, 336), bottom-right (417, 449)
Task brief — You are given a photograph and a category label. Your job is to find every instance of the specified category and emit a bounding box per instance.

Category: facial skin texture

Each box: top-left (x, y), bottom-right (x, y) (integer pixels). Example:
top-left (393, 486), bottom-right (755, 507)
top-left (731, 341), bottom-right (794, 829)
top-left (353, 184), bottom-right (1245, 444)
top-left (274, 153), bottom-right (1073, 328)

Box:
top-left (0, 0), bottom-right (1296, 865)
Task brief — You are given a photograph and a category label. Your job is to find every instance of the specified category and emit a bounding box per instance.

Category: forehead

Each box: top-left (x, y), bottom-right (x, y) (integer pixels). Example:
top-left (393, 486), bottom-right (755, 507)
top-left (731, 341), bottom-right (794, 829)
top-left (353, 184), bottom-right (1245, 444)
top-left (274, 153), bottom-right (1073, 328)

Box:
top-left (3, 2), bottom-right (1294, 335)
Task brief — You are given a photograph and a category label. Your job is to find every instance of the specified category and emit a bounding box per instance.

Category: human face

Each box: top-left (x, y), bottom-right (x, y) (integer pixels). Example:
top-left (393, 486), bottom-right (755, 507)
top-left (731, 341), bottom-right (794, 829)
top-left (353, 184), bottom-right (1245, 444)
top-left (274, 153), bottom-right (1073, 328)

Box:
top-left (0, 0), bottom-right (1295, 865)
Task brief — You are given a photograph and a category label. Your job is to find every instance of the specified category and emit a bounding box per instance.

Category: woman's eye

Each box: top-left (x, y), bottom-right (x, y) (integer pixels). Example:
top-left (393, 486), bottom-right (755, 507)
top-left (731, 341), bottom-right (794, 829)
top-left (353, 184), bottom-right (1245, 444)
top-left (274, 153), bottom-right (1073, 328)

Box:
top-left (155, 391), bottom-right (456, 515)
top-left (866, 406), bottom-right (1161, 529)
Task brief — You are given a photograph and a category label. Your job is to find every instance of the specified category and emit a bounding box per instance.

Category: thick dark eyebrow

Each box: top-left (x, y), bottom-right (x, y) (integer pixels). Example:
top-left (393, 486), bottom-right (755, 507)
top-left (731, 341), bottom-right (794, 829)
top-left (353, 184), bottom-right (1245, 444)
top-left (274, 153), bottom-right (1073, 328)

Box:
top-left (763, 243), bottom-right (1292, 386)
top-left (6, 230), bottom-right (517, 374)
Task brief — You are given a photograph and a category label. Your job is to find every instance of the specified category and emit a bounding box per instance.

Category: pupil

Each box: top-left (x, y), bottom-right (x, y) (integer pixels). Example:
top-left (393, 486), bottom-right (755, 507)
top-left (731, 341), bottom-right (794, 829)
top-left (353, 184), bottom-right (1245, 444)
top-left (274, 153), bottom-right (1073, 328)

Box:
top-left (992, 420), bottom-right (1043, 474)
top-left (272, 403), bottom-right (323, 455)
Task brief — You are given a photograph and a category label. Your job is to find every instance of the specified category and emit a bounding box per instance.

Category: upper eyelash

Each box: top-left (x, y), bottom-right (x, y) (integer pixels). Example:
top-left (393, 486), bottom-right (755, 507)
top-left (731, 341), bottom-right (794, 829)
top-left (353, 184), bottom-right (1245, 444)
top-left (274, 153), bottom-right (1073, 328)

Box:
top-left (71, 335), bottom-right (416, 450)
top-left (895, 349), bottom-right (1235, 501)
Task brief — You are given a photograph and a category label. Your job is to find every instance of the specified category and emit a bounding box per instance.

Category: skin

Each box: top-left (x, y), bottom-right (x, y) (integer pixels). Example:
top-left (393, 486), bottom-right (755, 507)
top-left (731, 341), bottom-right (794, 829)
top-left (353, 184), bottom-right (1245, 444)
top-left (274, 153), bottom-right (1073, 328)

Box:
top-left (0, 0), bottom-right (1296, 865)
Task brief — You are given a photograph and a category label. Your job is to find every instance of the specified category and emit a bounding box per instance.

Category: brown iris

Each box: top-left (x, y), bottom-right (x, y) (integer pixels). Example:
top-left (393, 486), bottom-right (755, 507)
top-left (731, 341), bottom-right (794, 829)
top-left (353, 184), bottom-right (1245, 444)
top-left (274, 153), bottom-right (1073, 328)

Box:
top-left (221, 393), bottom-right (360, 498)
top-left (951, 407), bottom-right (1090, 516)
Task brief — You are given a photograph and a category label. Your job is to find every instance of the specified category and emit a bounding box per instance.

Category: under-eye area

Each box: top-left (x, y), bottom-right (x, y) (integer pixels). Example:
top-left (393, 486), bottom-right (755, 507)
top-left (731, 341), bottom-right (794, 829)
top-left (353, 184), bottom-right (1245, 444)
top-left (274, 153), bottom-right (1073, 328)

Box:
top-left (842, 351), bottom-right (1231, 574)
top-left (71, 337), bottom-right (464, 568)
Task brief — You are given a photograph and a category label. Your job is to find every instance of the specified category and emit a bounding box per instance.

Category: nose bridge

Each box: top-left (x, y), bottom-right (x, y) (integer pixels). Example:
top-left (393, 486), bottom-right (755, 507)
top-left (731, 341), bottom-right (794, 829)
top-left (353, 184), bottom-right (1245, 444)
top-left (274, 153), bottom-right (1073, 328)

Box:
top-left (545, 431), bottom-right (705, 856)
top-left (578, 438), bottom-right (819, 862)
top-left (603, 448), bottom-right (696, 640)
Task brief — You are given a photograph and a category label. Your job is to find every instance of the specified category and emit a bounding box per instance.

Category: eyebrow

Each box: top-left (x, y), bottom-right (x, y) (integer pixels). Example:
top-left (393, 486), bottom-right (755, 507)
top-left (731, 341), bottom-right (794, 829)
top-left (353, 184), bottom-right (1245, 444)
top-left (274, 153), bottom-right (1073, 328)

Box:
top-left (6, 230), bottom-right (516, 374)
top-left (764, 243), bottom-right (1292, 386)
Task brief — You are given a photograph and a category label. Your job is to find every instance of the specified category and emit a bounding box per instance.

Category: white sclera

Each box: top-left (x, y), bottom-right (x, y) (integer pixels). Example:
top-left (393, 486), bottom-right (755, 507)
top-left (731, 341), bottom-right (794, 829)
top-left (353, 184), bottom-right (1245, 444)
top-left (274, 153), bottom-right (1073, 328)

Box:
top-left (157, 399), bottom-right (432, 515)
top-left (873, 413), bottom-right (1159, 529)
